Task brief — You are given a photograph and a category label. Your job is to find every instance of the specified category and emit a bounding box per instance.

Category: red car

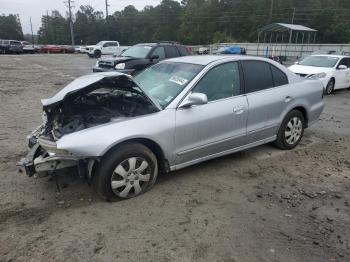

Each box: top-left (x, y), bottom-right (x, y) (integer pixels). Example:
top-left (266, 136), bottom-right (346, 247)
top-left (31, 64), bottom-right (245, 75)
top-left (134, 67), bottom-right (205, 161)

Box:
top-left (60, 45), bottom-right (75, 53)
top-left (40, 45), bottom-right (62, 53)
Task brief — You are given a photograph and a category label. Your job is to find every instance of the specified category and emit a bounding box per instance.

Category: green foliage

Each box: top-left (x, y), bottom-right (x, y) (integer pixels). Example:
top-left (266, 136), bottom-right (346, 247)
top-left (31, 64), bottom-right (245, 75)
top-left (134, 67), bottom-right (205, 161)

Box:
top-left (34, 0), bottom-right (350, 45)
top-left (0, 14), bottom-right (24, 40)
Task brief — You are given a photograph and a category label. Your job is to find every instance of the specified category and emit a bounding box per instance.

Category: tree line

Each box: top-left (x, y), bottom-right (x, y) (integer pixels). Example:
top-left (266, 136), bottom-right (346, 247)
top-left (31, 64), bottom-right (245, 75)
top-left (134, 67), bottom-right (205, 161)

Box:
top-left (2, 0), bottom-right (350, 45)
top-left (0, 14), bottom-right (24, 40)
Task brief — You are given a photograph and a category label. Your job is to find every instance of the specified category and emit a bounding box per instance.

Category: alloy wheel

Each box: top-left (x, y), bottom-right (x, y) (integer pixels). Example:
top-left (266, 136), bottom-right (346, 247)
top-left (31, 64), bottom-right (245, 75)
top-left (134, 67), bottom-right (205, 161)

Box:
top-left (285, 117), bottom-right (303, 145)
top-left (326, 80), bottom-right (334, 95)
top-left (110, 157), bottom-right (151, 198)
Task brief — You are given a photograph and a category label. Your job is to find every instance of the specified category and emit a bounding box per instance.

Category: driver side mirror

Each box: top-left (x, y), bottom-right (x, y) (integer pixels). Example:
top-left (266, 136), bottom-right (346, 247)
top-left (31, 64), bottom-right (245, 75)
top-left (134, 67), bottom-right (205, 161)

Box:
top-left (179, 93), bottom-right (208, 108)
top-left (150, 54), bottom-right (159, 60)
top-left (338, 65), bottom-right (347, 70)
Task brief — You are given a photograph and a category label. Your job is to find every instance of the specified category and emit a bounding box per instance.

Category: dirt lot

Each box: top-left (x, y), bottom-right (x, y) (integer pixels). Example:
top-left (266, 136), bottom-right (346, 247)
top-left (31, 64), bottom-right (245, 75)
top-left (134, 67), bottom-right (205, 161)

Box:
top-left (0, 54), bottom-right (349, 262)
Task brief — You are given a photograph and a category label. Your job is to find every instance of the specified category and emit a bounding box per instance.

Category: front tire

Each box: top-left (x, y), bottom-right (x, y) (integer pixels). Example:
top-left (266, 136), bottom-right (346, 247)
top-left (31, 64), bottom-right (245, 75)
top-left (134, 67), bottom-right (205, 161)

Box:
top-left (274, 110), bottom-right (305, 150)
top-left (94, 49), bottom-right (101, 58)
top-left (93, 143), bottom-right (158, 201)
top-left (325, 79), bottom-right (335, 95)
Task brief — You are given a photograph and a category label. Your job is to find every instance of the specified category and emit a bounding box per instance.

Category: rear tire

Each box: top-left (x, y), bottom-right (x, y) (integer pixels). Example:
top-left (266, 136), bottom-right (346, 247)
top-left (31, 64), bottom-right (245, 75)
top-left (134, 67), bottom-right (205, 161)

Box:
top-left (274, 110), bottom-right (305, 150)
top-left (325, 79), bottom-right (335, 95)
top-left (93, 143), bottom-right (158, 201)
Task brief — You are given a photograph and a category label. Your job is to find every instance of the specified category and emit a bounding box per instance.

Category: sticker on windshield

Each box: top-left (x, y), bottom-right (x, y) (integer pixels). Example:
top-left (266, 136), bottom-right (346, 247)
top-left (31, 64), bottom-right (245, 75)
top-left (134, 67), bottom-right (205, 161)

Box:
top-left (164, 96), bottom-right (172, 102)
top-left (169, 75), bottom-right (188, 86)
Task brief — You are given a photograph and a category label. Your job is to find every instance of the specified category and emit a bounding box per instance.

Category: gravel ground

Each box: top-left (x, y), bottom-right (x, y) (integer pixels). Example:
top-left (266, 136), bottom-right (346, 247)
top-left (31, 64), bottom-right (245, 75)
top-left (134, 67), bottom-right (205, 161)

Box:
top-left (0, 54), bottom-right (349, 262)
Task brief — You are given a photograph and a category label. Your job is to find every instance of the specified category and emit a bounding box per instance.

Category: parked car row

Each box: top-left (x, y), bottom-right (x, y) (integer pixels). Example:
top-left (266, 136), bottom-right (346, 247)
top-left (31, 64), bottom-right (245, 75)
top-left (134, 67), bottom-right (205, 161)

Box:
top-left (0, 40), bottom-right (86, 55)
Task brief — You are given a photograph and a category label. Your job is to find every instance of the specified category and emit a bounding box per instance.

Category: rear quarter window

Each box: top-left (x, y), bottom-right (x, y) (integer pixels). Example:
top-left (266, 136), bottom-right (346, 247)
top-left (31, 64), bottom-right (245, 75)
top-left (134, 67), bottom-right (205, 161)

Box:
top-left (270, 65), bottom-right (288, 86)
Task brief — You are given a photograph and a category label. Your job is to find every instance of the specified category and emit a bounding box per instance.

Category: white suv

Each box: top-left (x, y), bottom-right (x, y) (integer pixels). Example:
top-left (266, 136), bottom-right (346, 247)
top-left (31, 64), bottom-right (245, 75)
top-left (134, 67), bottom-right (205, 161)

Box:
top-left (85, 41), bottom-right (125, 58)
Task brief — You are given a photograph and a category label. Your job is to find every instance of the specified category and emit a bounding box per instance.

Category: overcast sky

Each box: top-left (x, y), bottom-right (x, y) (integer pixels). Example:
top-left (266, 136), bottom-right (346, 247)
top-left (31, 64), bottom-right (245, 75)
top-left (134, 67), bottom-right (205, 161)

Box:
top-left (0, 0), bottom-right (165, 34)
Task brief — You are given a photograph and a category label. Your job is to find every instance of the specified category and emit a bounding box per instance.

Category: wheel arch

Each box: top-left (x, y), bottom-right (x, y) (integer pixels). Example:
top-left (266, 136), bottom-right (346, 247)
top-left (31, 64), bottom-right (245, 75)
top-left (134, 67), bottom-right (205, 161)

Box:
top-left (95, 138), bottom-right (170, 177)
top-left (291, 106), bottom-right (308, 127)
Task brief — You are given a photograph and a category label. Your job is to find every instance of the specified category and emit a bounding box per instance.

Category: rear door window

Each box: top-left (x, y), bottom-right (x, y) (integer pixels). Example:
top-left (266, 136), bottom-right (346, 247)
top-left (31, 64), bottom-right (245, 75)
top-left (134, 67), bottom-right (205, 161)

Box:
top-left (242, 61), bottom-right (274, 93)
top-left (164, 46), bottom-right (179, 58)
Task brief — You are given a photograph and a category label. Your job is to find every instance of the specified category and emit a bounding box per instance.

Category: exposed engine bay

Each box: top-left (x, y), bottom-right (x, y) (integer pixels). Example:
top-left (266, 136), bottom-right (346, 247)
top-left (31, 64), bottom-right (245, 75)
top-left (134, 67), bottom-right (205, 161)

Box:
top-left (19, 73), bottom-right (160, 179)
top-left (40, 75), bottom-right (158, 141)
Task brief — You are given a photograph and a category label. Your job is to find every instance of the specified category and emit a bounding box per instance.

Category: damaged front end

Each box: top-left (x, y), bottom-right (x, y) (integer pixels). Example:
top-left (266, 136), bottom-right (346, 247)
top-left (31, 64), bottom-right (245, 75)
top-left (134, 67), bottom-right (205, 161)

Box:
top-left (18, 72), bottom-right (160, 179)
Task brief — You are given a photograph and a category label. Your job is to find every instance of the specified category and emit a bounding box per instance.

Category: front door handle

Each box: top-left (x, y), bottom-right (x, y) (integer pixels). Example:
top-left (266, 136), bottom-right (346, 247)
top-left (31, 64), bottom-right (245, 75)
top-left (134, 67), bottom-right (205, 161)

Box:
top-left (233, 105), bottom-right (245, 114)
top-left (285, 96), bottom-right (293, 103)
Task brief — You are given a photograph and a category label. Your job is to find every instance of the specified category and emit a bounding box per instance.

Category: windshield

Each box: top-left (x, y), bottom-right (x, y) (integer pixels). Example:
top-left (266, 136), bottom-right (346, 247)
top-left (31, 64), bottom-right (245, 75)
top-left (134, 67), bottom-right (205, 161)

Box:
top-left (134, 62), bottom-right (204, 108)
top-left (122, 45), bottom-right (152, 58)
top-left (96, 41), bottom-right (104, 46)
top-left (299, 56), bottom-right (339, 68)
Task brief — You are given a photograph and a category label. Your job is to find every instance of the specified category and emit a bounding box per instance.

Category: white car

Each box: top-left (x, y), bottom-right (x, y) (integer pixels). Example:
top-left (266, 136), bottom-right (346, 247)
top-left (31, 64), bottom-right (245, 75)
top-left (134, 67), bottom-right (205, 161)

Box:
top-left (84, 41), bottom-right (125, 58)
top-left (289, 54), bottom-right (350, 94)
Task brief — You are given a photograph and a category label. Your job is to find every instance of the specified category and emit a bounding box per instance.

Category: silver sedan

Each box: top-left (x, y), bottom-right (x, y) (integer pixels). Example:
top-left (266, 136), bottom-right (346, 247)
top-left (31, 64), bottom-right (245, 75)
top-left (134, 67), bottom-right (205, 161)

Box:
top-left (19, 55), bottom-right (325, 200)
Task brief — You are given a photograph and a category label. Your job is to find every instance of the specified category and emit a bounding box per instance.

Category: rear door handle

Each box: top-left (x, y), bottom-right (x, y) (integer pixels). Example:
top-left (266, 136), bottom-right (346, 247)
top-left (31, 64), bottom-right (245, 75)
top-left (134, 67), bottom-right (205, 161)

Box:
top-left (285, 96), bottom-right (293, 103)
top-left (233, 105), bottom-right (245, 114)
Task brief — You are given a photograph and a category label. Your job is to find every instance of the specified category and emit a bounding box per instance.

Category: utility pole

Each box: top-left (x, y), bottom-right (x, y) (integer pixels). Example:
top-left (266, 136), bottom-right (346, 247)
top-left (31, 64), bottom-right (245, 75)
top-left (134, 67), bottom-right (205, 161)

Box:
top-left (105, 0), bottom-right (109, 20)
top-left (269, 0), bottom-right (274, 23)
top-left (46, 10), bottom-right (49, 44)
top-left (64, 0), bottom-right (75, 46)
top-left (30, 17), bottom-right (34, 44)
top-left (105, 0), bottom-right (110, 39)
top-left (291, 8), bottom-right (296, 24)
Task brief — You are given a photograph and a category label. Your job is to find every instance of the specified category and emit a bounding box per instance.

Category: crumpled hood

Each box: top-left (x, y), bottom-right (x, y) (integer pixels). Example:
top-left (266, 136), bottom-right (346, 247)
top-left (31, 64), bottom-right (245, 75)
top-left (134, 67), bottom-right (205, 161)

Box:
top-left (41, 72), bottom-right (161, 110)
top-left (289, 64), bottom-right (334, 75)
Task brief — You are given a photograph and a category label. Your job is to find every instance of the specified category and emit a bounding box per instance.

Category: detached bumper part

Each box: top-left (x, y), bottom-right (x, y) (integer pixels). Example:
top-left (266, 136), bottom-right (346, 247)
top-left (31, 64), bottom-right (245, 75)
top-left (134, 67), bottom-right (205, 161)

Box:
top-left (34, 154), bottom-right (79, 174)
top-left (18, 144), bottom-right (40, 177)
top-left (18, 138), bottom-right (80, 177)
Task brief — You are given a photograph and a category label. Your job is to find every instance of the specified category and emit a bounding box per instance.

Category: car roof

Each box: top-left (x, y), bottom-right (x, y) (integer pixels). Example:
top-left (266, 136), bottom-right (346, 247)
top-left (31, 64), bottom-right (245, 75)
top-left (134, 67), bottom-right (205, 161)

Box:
top-left (136, 43), bottom-right (182, 46)
top-left (311, 54), bottom-right (350, 59)
top-left (165, 55), bottom-right (269, 65)
top-left (100, 41), bottom-right (118, 43)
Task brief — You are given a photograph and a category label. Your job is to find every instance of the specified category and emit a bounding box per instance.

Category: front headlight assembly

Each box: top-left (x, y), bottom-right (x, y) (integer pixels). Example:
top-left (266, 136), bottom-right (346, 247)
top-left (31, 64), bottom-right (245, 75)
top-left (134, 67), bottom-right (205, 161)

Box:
top-left (115, 63), bottom-right (125, 70)
top-left (309, 72), bottom-right (327, 79)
